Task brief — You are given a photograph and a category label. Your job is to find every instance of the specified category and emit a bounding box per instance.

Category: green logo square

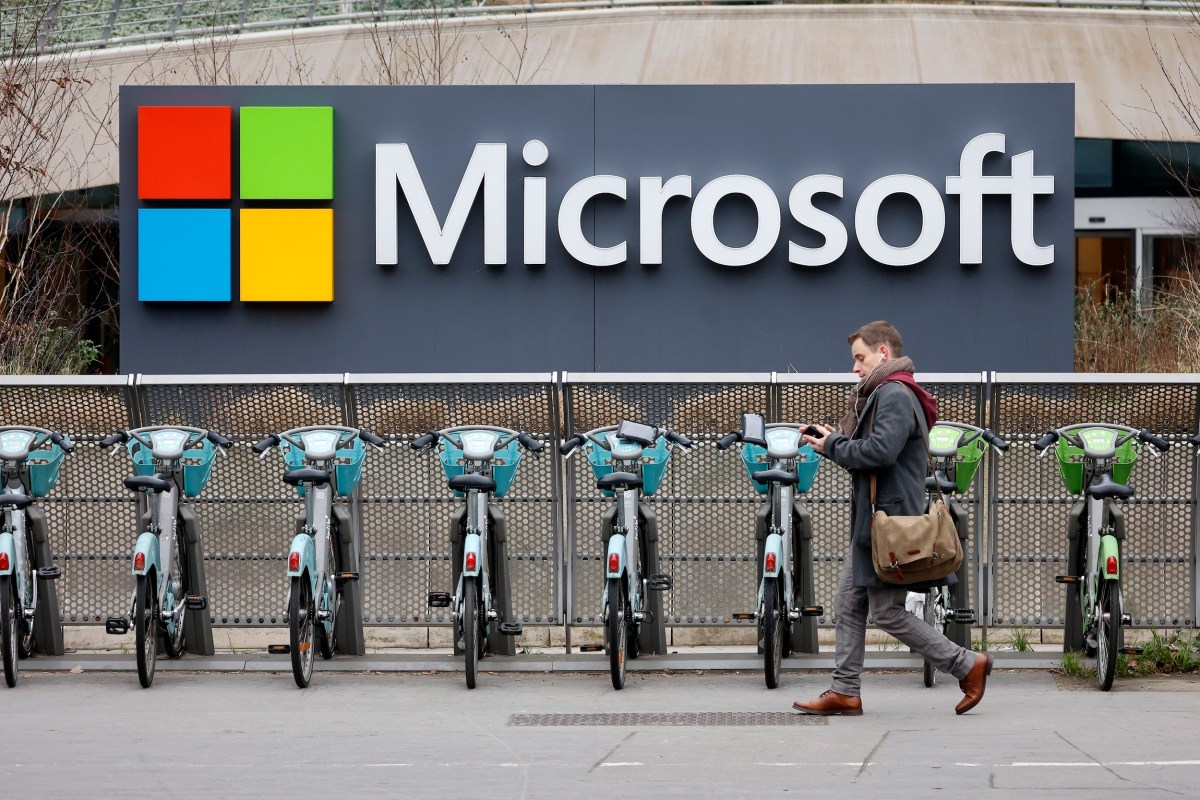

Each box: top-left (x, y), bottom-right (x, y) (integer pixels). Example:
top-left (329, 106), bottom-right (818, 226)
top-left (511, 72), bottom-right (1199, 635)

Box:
top-left (239, 106), bottom-right (333, 199)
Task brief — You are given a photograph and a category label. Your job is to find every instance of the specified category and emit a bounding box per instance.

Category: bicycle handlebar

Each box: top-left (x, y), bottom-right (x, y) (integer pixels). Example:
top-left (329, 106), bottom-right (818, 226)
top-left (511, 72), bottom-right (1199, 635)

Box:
top-left (0, 425), bottom-right (75, 455)
top-left (1034, 424), bottom-right (1170, 454)
top-left (410, 426), bottom-right (543, 455)
top-left (716, 432), bottom-right (740, 450)
top-left (559, 422), bottom-right (691, 458)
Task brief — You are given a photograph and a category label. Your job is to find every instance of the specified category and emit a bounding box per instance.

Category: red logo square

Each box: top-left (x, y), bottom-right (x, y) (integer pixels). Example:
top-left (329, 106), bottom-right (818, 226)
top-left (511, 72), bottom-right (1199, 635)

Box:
top-left (138, 106), bottom-right (232, 199)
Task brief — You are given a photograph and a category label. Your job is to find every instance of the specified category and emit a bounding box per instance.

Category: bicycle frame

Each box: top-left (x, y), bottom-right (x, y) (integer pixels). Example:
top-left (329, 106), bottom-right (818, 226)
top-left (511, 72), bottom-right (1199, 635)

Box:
top-left (130, 481), bottom-right (183, 634)
top-left (455, 485), bottom-right (494, 623)
top-left (285, 482), bottom-right (336, 644)
top-left (605, 485), bottom-right (643, 623)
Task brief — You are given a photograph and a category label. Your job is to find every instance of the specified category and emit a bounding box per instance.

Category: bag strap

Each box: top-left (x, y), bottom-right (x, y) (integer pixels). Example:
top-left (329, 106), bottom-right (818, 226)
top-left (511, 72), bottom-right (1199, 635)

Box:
top-left (869, 384), bottom-right (944, 512)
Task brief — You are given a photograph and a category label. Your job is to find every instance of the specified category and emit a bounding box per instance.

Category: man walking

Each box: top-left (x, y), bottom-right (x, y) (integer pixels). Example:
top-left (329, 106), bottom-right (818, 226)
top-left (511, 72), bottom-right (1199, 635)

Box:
top-left (792, 321), bottom-right (992, 716)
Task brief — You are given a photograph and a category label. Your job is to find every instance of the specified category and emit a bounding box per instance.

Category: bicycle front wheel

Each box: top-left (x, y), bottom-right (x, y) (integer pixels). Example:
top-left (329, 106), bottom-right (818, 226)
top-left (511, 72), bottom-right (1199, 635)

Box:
top-left (1097, 580), bottom-right (1122, 692)
top-left (607, 579), bottom-right (627, 690)
top-left (289, 576), bottom-right (315, 688)
top-left (1, 576), bottom-right (18, 687)
top-left (923, 590), bottom-right (939, 688)
top-left (18, 536), bottom-right (34, 659)
top-left (163, 537), bottom-right (186, 659)
top-left (135, 574), bottom-right (157, 689)
top-left (763, 577), bottom-right (782, 690)
top-left (463, 579), bottom-right (480, 689)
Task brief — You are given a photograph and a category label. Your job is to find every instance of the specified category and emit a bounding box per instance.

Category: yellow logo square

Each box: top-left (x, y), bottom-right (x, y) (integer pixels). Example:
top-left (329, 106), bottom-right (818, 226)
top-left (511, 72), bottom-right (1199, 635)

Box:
top-left (240, 208), bottom-right (333, 302)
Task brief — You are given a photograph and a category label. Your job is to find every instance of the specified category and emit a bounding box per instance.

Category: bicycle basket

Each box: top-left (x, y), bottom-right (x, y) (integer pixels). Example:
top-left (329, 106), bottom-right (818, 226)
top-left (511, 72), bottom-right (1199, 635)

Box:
top-left (438, 431), bottom-right (523, 498)
top-left (129, 437), bottom-right (215, 497)
top-left (585, 435), bottom-right (672, 497)
top-left (281, 435), bottom-right (366, 498)
top-left (1054, 427), bottom-right (1137, 495)
top-left (929, 425), bottom-right (986, 494)
top-left (26, 437), bottom-right (70, 497)
top-left (740, 443), bottom-right (822, 494)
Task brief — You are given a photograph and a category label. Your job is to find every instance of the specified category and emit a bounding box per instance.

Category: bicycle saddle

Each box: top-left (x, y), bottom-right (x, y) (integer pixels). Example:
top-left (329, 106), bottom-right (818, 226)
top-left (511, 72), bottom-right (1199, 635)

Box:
top-left (449, 473), bottom-right (497, 493)
top-left (283, 467), bottom-right (331, 487)
top-left (1086, 473), bottom-right (1134, 500)
top-left (926, 472), bottom-right (957, 493)
top-left (0, 491), bottom-right (34, 510)
top-left (123, 474), bottom-right (173, 493)
top-left (752, 468), bottom-right (799, 487)
top-left (597, 471), bottom-right (642, 491)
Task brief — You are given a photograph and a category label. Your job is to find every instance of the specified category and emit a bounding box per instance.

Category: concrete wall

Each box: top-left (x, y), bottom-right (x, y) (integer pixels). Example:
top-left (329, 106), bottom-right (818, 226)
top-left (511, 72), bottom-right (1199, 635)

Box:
top-left (25, 4), bottom-right (1200, 198)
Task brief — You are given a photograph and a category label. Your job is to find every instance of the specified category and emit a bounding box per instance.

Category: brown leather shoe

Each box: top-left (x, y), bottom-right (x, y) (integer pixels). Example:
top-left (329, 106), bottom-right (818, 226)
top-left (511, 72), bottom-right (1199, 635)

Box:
top-left (955, 652), bottom-right (994, 715)
top-left (792, 690), bottom-right (863, 716)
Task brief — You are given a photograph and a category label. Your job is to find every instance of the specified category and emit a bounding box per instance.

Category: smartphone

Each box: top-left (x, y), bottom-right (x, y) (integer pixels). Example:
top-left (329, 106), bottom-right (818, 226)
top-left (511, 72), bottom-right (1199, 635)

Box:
top-left (802, 424), bottom-right (825, 438)
top-left (616, 419), bottom-right (658, 446)
top-left (741, 413), bottom-right (766, 446)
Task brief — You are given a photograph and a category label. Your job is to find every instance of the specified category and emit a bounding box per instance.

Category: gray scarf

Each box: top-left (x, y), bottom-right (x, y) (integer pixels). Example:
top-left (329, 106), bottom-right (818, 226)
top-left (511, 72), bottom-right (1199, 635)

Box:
top-left (838, 356), bottom-right (916, 435)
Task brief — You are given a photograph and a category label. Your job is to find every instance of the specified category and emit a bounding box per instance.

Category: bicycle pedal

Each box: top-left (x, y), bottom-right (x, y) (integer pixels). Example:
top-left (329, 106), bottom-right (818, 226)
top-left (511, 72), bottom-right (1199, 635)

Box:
top-left (317, 609), bottom-right (332, 621)
top-left (648, 574), bottom-right (673, 591)
top-left (1055, 575), bottom-right (1080, 584)
top-left (1120, 613), bottom-right (1132, 626)
top-left (578, 644), bottom-right (604, 653)
top-left (427, 592), bottom-right (451, 608)
top-left (36, 566), bottom-right (62, 580)
top-left (731, 613), bottom-right (756, 620)
top-left (104, 616), bottom-right (129, 635)
top-left (950, 609), bottom-right (977, 624)
top-left (800, 605), bottom-right (824, 617)
top-left (267, 644), bottom-right (290, 655)
top-left (336, 572), bottom-right (359, 583)
top-left (185, 595), bottom-right (208, 611)
top-left (1119, 646), bottom-right (1144, 656)
top-left (633, 610), bottom-right (654, 624)
top-left (499, 622), bottom-right (523, 636)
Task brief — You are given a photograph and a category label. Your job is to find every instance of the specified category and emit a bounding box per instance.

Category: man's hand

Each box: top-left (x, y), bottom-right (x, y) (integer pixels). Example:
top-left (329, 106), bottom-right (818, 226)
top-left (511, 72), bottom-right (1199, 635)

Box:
top-left (801, 423), bottom-right (836, 455)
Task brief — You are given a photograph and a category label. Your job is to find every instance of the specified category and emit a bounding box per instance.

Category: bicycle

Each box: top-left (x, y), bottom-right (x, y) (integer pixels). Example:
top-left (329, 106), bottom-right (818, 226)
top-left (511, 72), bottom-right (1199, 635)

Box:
top-left (904, 421), bottom-right (1007, 687)
top-left (102, 426), bottom-right (232, 688)
top-left (0, 426), bottom-right (73, 687)
top-left (1034, 423), bottom-right (1169, 691)
top-left (560, 420), bottom-right (692, 690)
top-left (717, 414), bottom-right (825, 689)
top-left (411, 425), bottom-right (543, 689)
top-left (253, 426), bottom-right (386, 688)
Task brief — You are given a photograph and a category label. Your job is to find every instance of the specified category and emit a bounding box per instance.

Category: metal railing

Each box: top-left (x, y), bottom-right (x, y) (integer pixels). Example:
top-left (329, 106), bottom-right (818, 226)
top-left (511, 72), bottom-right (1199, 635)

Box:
top-left (2, 0), bottom-right (1193, 57)
top-left (0, 371), bottom-right (1196, 636)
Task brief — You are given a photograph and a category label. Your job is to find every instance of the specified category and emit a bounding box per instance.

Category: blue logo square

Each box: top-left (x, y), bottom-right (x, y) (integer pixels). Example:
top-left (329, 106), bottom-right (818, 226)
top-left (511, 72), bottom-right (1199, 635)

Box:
top-left (138, 208), bottom-right (231, 301)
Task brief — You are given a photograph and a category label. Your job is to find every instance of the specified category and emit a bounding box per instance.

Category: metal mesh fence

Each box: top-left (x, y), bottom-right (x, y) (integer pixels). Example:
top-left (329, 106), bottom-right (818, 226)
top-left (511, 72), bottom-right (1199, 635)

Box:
top-left (349, 376), bottom-right (560, 626)
top-left (1, 374), bottom-right (1195, 632)
top-left (989, 376), bottom-right (1197, 628)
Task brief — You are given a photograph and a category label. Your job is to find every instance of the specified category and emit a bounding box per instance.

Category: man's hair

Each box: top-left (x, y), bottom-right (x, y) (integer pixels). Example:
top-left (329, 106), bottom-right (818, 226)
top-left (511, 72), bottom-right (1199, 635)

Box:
top-left (848, 320), bottom-right (904, 357)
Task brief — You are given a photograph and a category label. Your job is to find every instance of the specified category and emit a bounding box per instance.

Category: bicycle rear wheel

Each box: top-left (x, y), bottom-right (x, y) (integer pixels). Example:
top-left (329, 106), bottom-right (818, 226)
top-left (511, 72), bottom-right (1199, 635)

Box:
top-left (135, 574), bottom-right (157, 689)
top-left (607, 579), bottom-right (627, 690)
top-left (762, 577), bottom-right (782, 689)
top-left (289, 576), bottom-right (315, 688)
top-left (18, 534), bottom-right (34, 659)
top-left (1097, 580), bottom-right (1122, 692)
top-left (463, 579), bottom-right (480, 689)
top-left (162, 537), bottom-right (186, 659)
top-left (2, 576), bottom-right (18, 687)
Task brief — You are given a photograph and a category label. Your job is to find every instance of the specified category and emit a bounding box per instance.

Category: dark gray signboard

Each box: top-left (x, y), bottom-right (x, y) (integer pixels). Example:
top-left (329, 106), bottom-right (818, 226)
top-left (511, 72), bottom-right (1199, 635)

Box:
top-left (119, 84), bottom-right (1074, 373)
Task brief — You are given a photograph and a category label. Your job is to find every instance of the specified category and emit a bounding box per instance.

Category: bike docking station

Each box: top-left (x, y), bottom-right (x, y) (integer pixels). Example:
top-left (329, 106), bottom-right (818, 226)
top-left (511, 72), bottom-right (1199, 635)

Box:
top-left (599, 501), bottom-right (667, 656)
top-left (24, 505), bottom-right (66, 656)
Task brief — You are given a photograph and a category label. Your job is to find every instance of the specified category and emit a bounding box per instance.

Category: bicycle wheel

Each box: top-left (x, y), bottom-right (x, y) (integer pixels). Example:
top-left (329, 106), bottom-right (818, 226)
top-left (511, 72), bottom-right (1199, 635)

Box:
top-left (463, 579), bottom-right (480, 689)
top-left (135, 574), bottom-right (157, 688)
top-left (922, 590), bottom-right (938, 688)
top-left (1097, 580), bottom-right (1122, 692)
top-left (607, 579), bottom-right (627, 690)
top-left (763, 577), bottom-right (782, 690)
top-left (289, 576), bottom-right (315, 688)
top-left (18, 534), bottom-right (35, 659)
top-left (2, 576), bottom-right (18, 687)
top-left (162, 537), bottom-right (186, 659)
top-left (317, 534), bottom-right (338, 660)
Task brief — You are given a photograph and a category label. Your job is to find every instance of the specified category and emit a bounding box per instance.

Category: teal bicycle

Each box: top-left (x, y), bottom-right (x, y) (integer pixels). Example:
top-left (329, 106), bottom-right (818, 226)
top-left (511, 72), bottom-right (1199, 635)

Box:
top-left (253, 426), bottom-right (386, 688)
top-left (412, 425), bottom-right (543, 689)
top-left (1034, 423), bottom-right (1169, 691)
top-left (718, 414), bottom-right (824, 689)
top-left (102, 426), bottom-right (231, 688)
top-left (561, 420), bottom-right (692, 690)
top-left (0, 426), bottom-right (73, 687)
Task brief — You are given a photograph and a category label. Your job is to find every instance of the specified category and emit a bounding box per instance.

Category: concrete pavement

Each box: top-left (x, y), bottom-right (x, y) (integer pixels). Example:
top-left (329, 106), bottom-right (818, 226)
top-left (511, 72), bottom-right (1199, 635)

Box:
top-left (1, 654), bottom-right (1198, 799)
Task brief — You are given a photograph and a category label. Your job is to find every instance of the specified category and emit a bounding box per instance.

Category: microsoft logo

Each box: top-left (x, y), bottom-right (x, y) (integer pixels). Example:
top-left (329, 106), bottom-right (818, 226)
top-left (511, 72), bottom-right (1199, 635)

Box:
top-left (136, 105), bottom-right (334, 302)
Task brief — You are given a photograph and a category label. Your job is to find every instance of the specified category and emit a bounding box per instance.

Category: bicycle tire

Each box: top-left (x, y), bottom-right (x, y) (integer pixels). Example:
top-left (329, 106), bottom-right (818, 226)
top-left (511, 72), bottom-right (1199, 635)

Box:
top-left (2, 576), bottom-right (18, 687)
top-left (289, 575), bottom-right (315, 688)
top-left (763, 577), bottom-right (782, 689)
top-left (317, 531), bottom-right (338, 660)
top-left (162, 535), bottom-right (186, 659)
top-left (607, 579), bottom-right (627, 690)
top-left (1097, 580), bottom-right (1121, 692)
top-left (922, 590), bottom-right (938, 688)
top-left (17, 532), bottom-right (34, 659)
top-left (135, 574), bottom-right (157, 688)
top-left (463, 579), bottom-right (480, 689)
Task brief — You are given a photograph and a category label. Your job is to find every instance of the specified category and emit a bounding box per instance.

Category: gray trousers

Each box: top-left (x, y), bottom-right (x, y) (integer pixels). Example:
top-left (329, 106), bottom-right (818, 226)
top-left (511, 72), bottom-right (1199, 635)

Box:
top-left (831, 548), bottom-right (974, 696)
